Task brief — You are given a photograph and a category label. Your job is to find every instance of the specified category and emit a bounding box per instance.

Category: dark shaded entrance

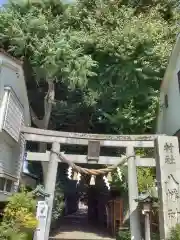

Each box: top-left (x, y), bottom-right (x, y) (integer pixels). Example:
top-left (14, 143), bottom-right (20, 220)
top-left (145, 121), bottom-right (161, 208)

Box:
top-left (50, 165), bottom-right (114, 239)
top-left (50, 199), bottom-right (114, 240)
top-left (88, 185), bottom-right (110, 227)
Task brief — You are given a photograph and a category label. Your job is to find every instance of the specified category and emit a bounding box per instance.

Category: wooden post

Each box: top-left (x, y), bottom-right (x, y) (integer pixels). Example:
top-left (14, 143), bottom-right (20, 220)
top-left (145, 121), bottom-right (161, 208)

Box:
top-left (44, 142), bottom-right (60, 240)
top-left (155, 136), bottom-right (180, 239)
top-left (126, 146), bottom-right (141, 240)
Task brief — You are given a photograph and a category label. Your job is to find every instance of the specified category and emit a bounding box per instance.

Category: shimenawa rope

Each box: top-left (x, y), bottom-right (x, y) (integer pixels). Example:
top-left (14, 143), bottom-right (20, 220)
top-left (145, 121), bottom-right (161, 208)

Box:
top-left (50, 150), bottom-right (135, 176)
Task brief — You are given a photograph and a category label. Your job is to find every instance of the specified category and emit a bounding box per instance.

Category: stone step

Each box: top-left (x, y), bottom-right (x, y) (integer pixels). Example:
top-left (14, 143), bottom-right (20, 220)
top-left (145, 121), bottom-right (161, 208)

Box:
top-left (50, 209), bottom-right (115, 240)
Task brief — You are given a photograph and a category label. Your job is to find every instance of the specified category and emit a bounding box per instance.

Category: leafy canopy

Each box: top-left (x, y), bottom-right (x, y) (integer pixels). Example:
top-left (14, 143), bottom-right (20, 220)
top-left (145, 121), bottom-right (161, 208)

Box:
top-left (66, 0), bottom-right (178, 134)
top-left (0, 0), bottom-right (179, 191)
top-left (0, 0), bottom-right (178, 134)
top-left (0, 0), bottom-right (97, 88)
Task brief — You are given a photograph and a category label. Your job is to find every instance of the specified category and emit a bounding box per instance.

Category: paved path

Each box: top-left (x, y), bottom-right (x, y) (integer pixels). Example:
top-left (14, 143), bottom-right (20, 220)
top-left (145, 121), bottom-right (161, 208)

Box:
top-left (49, 208), bottom-right (115, 240)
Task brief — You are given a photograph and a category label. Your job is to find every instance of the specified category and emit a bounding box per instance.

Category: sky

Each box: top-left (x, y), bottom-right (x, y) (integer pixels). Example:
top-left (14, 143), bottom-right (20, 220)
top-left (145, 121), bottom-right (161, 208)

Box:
top-left (0, 0), bottom-right (6, 5)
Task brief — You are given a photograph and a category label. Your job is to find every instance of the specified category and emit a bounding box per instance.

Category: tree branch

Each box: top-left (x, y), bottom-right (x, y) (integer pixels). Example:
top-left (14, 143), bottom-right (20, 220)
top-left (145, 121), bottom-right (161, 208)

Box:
top-left (43, 81), bottom-right (55, 129)
top-left (30, 81), bottom-right (55, 161)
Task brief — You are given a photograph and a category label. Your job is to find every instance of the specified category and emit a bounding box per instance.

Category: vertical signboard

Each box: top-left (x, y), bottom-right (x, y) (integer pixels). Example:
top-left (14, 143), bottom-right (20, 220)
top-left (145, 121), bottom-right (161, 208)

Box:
top-left (155, 136), bottom-right (180, 239)
top-left (33, 201), bottom-right (48, 240)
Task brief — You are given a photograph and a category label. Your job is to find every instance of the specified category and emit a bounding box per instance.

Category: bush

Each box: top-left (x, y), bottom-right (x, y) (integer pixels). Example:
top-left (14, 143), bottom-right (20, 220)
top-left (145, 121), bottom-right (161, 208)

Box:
top-left (169, 224), bottom-right (180, 240)
top-left (117, 230), bottom-right (159, 240)
top-left (0, 222), bottom-right (27, 240)
top-left (117, 230), bottom-right (131, 240)
top-left (0, 189), bottom-right (38, 240)
top-left (152, 233), bottom-right (160, 240)
top-left (52, 183), bottom-right (64, 221)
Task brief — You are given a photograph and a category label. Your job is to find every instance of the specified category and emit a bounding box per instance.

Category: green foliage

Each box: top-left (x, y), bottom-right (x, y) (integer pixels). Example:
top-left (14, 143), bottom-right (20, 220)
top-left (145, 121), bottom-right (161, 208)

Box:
top-left (137, 167), bottom-right (156, 192)
top-left (112, 165), bottom-right (155, 194)
top-left (52, 183), bottom-right (64, 221)
top-left (0, 189), bottom-right (37, 240)
top-left (117, 230), bottom-right (159, 240)
top-left (0, 0), bottom-right (97, 88)
top-left (169, 224), bottom-right (180, 240)
top-left (0, 0), bottom-right (179, 136)
top-left (66, 0), bottom-right (179, 134)
top-left (0, 222), bottom-right (27, 240)
top-left (4, 190), bottom-right (36, 217)
top-left (117, 230), bottom-right (131, 240)
top-left (111, 166), bottom-right (128, 195)
top-left (135, 148), bottom-right (156, 192)
top-left (111, 147), bottom-right (155, 193)
top-left (0, 0), bottom-right (179, 187)
top-left (152, 233), bottom-right (160, 240)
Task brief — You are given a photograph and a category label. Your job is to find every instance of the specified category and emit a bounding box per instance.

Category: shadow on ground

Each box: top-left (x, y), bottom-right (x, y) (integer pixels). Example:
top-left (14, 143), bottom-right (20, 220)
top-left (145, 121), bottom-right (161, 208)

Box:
top-left (50, 209), bottom-right (115, 240)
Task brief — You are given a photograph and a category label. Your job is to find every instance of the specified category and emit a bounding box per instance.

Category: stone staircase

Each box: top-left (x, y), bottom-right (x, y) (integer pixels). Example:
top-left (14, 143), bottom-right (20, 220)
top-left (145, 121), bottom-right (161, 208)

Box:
top-left (49, 207), bottom-right (115, 240)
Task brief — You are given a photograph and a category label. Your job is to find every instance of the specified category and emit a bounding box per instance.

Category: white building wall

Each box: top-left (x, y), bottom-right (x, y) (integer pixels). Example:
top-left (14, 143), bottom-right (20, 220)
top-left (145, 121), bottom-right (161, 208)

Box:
top-left (159, 53), bottom-right (180, 135)
top-left (0, 138), bottom-right (14, 176)
top-left (0, 54), bottom-right (30, 126)
top-left (0, 62), bottom-right (22, 101)
top-left (0, 54), bottom-right (30, 200)
top-left (0, 131), bottom-right (24, 180)
top-left (3, 88), bottom-right (24, 142)
top-left (13, 133), bottom-right (26, 192)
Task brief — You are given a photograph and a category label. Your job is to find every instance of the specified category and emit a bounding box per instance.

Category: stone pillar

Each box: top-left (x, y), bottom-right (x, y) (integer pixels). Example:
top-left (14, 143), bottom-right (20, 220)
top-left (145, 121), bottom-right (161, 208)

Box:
top-left (126, 146), bottom-right (141, 240)
top-left (44, 142), bottom-right (60, 240)
top-left (144, 212), bottom-right (151, 240)
top-left (155, 136), bottom-right (180, 239)
top-left (42, 162), bottom-right (48, 184)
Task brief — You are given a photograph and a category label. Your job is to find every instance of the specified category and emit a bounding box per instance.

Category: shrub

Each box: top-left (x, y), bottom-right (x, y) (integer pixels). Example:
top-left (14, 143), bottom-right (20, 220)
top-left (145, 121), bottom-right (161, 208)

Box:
top-left (0, 189), bottom-right (38, 240)
top-left (169, 224), bottom-right (180, 240)
top-left (117, 230), bottom-right (131, 240)
top-left (52, 183), bottom-right (64, 221)
top-left (152, 233), bottom-right (160, 240)
top-left (0, 222), bottom-right (27, 240)
top-left (117, 230), bottom-right (159, 240)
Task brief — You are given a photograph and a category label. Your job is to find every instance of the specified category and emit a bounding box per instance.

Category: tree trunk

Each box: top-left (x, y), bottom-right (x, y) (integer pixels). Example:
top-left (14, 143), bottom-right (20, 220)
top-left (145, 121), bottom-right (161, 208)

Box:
top-left (30, 81), bottom-right (55, 184)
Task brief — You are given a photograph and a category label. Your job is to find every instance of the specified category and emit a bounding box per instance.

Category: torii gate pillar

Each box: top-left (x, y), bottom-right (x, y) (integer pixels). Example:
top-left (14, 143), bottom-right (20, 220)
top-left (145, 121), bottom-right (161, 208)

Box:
top-left (44, 142), bottom-right (60, 240)
top-left (127, 146), bottom-right (141, 240)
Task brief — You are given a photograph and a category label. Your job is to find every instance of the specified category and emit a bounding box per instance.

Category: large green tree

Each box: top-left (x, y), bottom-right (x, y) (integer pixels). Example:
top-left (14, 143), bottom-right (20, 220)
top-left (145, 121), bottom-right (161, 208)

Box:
top-left (0, 0), bottom-right (178, 135)
top-left (0, 0), bottom-right (96, 131)
top-left (65, 0), bottom-right (178, 134)
top-left (0, 0), bottom-right (97, 180)
top-left (0, 0), bottom-right (179, 190)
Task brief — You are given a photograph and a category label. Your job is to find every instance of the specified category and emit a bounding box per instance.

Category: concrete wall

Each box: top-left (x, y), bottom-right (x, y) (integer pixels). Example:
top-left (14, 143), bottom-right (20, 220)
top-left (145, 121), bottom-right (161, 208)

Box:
top-left (157, 52), bottom-right (180, 135)
top-left (0, 54), bottom-right (30, 201)
top-left (0, 53), bottom-right (30, 125)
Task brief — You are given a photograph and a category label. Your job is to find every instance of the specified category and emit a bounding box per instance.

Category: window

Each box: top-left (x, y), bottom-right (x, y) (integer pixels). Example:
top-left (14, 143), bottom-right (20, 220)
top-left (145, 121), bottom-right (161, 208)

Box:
top-left (6, 179), bottom-right (12, 192)
top-left (178, 71), bottom-right (180, 92)
top-left (0, 177), bottom-right (13, 192)
top-left (165, 94), bottom-right (168, 108)
top-left (3, 88), bottom-right (23, 142)
top-left (0, 178), bottom-right (5, 191)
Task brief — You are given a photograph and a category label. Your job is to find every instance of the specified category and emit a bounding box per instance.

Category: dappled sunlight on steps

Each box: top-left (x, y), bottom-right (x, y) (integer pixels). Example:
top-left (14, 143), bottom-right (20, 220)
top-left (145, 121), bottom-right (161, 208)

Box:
top-left (49, 208), bottom-right (115, 240)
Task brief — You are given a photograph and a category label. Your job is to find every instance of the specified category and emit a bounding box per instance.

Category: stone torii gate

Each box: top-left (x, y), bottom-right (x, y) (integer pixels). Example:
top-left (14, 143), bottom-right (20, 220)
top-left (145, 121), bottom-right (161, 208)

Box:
top-left (21, 126), bottom-right (180, 240)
